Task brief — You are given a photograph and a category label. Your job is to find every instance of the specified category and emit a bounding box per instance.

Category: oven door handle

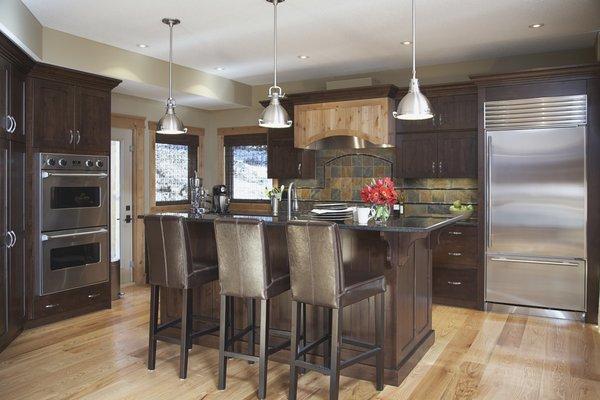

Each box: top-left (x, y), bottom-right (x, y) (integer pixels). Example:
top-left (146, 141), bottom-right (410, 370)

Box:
top-left (41, 228), bottom-right (108, 241)
top-left (42, 172), bottom-right (108, 179)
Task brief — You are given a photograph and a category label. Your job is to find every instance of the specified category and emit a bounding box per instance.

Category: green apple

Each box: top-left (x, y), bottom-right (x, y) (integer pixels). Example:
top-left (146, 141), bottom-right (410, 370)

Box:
top-left (453, 200), bottom-right (462, 208)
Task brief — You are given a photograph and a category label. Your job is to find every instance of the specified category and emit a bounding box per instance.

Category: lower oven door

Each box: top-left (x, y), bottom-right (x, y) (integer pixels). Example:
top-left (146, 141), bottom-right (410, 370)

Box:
top-left (41, 170), bottom-right (109, 231)
top-left (40, 226), bottom-right (109, 295)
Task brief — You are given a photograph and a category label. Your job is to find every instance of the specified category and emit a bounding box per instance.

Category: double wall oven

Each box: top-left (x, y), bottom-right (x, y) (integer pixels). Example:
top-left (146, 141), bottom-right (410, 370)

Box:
top-left (37, 153), bottom-right (109, 295)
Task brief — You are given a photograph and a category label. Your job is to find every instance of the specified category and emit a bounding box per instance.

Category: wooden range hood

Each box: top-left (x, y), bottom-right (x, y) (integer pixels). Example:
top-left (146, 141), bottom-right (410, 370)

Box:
top-left (289, 85), bottom-right (399, 150)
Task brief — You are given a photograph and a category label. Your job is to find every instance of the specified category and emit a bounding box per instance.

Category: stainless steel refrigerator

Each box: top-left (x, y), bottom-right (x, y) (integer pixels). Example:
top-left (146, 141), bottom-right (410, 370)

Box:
top-left (485, 95), bottom-right (587, 312)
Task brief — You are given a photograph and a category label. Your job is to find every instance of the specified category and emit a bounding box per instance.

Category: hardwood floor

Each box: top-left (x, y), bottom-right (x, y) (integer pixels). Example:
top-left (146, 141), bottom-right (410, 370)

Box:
top-left (1, 285), bottom-right (599, 400)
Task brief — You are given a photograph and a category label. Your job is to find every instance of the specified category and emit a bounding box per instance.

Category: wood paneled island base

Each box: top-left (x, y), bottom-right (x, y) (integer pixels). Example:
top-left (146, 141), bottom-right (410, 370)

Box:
top-left (151, 213), bottom-right (465, 386)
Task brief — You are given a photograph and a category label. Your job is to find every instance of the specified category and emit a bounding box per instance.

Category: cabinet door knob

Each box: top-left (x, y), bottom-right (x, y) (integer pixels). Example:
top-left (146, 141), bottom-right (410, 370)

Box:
top-left (297, 163), bottom-right (302, 174)
top-left (448, 252), bottom-right (462, 257)
top-left (447, 281), bottom-right (462, 286)
top-left (431, 161), bottom-right (435, 174)
top-left (5, 115), bottom-right (14, 133)
top-left (448, 231), bottom-right (463, 236)
top-left (438, 161), bottom-right (442, 174)
top-left (76, 130), bottom-right (81, 144)
top-left (87, 293), bottom-right (100, 299)
top-left (68, 130), bottom-right (74, 144)
top-left (45, 303), bottom-right (59, 309)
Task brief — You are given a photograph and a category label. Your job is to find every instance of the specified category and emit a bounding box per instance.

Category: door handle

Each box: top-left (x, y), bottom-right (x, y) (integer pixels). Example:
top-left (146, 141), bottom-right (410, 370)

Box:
top-left (8, 115), bottom-right (16, 133)
top-left (9, 231), bottom-right (16, 248)
top-left (45, 303), bottom-right (59, 309)
top-left (448, 252), bottom-right (462, 257)
top-left (76, 130), bottom-right (81, 144)
top-left (447, 281), bottom-right (462, 286)
top-left (438, 161), bottom-right (442, 175)
top-left (42, 172), bottom-right (108, 178)
top-left (297, 163), bottom-right (302, 175)
top-left (490, 257), bottom-right (580, 267)
top-left (448, 231), bottom-right (463, 236)
top-left (431, 161), bottom-right (435, 174)
top-left (42, 227), bottom-right (108, 241)
top-left (87, 293), bottom-right (101, 299)
top-left (5, 115), bottom-right (14, 133)
top-left (69, 129), bottom-right (74, 144)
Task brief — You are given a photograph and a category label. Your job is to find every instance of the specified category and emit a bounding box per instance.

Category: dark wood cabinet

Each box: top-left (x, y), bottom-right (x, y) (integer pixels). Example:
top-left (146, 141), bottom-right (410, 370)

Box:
top-left (437, 132), bottom-right (477, 178)
top-left (9, 68), bottom-right (25, 142)
top-left (28, 64), bottom-right (120, 155)
top-left (267, 128), bottom-right (315, 179)
top-left (74, 86), bottom-right (110, 152)
top-left (432, 225), bottom-right (479, 308)
top-left (0, 139), bottom-right (26, 352)
top-left (396, 132), bottom-right (477, 179)
top-left (396, 93), bottom-right (477, 133)
top-left (31, 78), bottom-right (75, 151)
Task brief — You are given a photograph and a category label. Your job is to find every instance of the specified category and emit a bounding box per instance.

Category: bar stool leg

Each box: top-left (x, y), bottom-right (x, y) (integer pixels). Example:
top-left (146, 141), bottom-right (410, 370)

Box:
top-left (375, 292), bottom-right (385, 390)
top-left (187, 288), bottom-right (194, 350)
top-left (258, 298), bottom-right (270, 400)
top-left (289, 301), bottom-right (301, 400)
top-left (179, 288), bottom-right (191, 379)
top-left (247, 298), bottom-right (256, 361)
top-left (323, 308), bottom-right (333, 368)
top-left (301, 303), bottom-right (307, 369)
top-left (329, 308), bottom-right (342, 400)
top-left (218, 295), bottom-right (228, 390)
top-left (147, 285), bottom-right (159, 370)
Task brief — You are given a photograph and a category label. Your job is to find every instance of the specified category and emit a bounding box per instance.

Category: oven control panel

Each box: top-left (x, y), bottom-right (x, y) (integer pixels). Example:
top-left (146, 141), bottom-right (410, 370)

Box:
top-left (40, 153), bottom-right (109, 172)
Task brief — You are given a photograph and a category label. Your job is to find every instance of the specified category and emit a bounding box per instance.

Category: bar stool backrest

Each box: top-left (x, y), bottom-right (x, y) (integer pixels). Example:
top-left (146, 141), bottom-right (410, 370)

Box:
top-left (214, 218), bottom-right (272, 299)
top-left (144, 215), bottom-right (193, 289)
top-left (286, 220), bottom-right (344, 308)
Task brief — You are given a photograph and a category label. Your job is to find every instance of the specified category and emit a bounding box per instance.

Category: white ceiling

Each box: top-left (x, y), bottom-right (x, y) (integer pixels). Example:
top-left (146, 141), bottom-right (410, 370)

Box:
top-left (23, 0), bottom-right (600, 86)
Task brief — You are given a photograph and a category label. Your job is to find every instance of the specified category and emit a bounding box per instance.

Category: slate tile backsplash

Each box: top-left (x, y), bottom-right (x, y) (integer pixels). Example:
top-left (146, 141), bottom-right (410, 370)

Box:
top-left (281, 148), bottom-right (477, 215)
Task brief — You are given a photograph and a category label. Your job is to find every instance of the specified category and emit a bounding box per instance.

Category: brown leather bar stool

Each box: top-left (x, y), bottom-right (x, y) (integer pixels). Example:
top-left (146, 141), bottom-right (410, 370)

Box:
top-left (286, 220), bottom-right (386, 400)
top-left (144, 215), bottom-right (219, 379)
top-left (214, 218), bottom-right (303, 400)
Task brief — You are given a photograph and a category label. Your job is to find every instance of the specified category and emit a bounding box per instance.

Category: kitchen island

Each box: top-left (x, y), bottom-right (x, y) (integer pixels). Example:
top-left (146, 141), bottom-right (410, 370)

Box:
top-left (145, 212), bottom-right (465, 386)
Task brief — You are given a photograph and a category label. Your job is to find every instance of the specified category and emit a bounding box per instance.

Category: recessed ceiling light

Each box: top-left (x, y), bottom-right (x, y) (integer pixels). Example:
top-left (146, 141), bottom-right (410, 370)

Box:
top-left (137, 44), bottom-right (149, 48)
top-left (214, 67), bottom-right (226, 71)
top-left (401, 41), bottom-right (412, 45)
top-left (297, 55), bottom-right (310, 60)
top-left (529, 23), bottom-right (544, 29)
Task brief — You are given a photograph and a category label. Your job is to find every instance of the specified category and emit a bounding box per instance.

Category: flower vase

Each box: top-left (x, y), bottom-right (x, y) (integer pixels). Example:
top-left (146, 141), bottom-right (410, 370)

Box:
top-left (271, 197), bottom-right (280, 216)
top-left (372, 204), bottom-right (391, 224)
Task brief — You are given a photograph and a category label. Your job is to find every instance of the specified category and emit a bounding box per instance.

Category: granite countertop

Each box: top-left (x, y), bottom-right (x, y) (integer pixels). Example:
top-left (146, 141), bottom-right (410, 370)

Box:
top-left (143, 212), bottom-right (467, 233)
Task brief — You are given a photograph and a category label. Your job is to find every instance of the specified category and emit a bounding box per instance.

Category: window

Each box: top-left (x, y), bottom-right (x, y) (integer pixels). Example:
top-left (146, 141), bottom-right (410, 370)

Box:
top-left (224, 134), bottom-right (271, 201)
top-left (154, 133), bottom-right (199, 206)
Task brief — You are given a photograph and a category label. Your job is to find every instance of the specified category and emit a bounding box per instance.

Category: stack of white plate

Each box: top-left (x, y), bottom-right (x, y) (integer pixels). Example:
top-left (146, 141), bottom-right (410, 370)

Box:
top-left (310, 203), bottom-right (354, 221)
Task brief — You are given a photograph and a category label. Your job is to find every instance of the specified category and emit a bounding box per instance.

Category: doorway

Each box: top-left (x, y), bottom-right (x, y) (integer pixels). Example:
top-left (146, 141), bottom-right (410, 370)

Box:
top-left (111, 128), bottom-right (134, 288)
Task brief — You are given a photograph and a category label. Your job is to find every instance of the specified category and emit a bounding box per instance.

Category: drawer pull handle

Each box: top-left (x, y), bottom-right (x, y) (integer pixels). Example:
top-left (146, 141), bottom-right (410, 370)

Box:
top-left (45, 303), bottom-right (59, 309)
top-left (448, 231), bottom-right (463, 236)
top-left (448, 252), bottom-right (462, 257)
top-left (88, 293), bottom-right (100, 299)
top-left (447, 281), bottom-right (462, 286)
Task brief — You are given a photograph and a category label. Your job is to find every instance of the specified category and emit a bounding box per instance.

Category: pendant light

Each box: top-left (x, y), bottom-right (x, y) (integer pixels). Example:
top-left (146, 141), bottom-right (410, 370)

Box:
top-left (393, 0), bottom-right (433, 120)
top-left (259, 0), bottom-right (292, 128)
top-left (157, 18), bottom-right (187, 134)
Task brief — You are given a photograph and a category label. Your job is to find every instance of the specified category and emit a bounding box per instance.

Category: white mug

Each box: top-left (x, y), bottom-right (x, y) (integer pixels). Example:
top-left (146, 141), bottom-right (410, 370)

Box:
top-left (356, 207), bottom-right (372, 224)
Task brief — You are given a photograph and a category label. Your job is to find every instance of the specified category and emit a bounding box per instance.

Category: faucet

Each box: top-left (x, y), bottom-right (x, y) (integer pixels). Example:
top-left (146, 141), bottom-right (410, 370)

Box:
top-left (288, 182), bottom-right (299, 219)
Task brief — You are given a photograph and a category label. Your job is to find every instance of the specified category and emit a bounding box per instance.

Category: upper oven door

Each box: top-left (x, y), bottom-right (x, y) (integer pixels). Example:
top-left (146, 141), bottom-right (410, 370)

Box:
top-left (40, 226), bottom-right (109, 295)
top-left (41, 170), bottom-right (109, 231)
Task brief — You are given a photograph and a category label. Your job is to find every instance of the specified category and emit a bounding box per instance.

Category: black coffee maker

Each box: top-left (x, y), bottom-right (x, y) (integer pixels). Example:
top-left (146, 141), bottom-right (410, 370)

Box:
top-left (212, 185), bottom-right (230, 214)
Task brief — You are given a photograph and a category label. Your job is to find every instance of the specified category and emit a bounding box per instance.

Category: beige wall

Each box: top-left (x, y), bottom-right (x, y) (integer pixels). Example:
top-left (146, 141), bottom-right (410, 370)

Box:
top-left (0, 0), bottom-right (43, 59)
top-left (45, 28), bottom-right (252, 109)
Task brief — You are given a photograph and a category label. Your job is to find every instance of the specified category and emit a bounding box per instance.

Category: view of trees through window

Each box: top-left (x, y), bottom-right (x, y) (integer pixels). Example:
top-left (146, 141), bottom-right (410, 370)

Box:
top-left (155, 143), bottom-right (189, 203)
top-left (230, 145), bottom-right (271, 200)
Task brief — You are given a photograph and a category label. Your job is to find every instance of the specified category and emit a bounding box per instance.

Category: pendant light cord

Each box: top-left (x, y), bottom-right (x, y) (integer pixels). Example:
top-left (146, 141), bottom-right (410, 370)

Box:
top-left (169, 21), bottom-right (173, 100)
top-left (412, 0), bottom-right (416, 79)
top-left (273, 0), bottom-right (278, 89)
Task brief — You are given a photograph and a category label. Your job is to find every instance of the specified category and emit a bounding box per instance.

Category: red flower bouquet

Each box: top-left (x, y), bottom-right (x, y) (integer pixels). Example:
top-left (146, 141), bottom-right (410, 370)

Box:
top-left (360, 178), bottom-right (399, 223)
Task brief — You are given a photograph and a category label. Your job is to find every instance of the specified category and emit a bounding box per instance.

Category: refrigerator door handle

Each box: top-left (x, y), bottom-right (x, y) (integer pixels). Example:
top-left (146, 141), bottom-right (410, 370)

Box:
top-left (489, 257), bottom-right (580, 267)
top-left (486, 135), bottom-right (492, 248)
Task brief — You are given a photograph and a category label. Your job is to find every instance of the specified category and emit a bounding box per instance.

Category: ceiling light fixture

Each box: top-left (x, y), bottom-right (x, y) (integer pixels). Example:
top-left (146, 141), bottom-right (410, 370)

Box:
top-left (259, 0), bottom-right (292, 129)
top-left (215, 67), bottom-right (226, 71)
top-left (157, 18), bottom-right (187, 135)
top-left (401, 41), bottom-right (412, 46)
top-left (298, 55), bottom-right (310, 59)
top-left (529, 23), bottom-right (544, 28)
top-left (394, 0), bottom-right (433, 120)
top-left (137, 44), bottom-right (149, 48)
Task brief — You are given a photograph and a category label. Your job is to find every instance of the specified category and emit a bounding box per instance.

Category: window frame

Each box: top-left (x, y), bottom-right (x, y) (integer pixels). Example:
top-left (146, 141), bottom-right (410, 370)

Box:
top-left (224, 133), bottom-right (271, 203)
top-left (149, 121), bottom-right (205, 212)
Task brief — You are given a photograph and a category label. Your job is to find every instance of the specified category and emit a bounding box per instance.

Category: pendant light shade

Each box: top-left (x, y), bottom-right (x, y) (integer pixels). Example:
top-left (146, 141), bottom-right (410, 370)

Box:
top-left (157, 18), bottom-right (187, 134)
top-left (259, 0), bottom-right (292, 128)
top-left (393, 0), bottom-right (433, 120)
